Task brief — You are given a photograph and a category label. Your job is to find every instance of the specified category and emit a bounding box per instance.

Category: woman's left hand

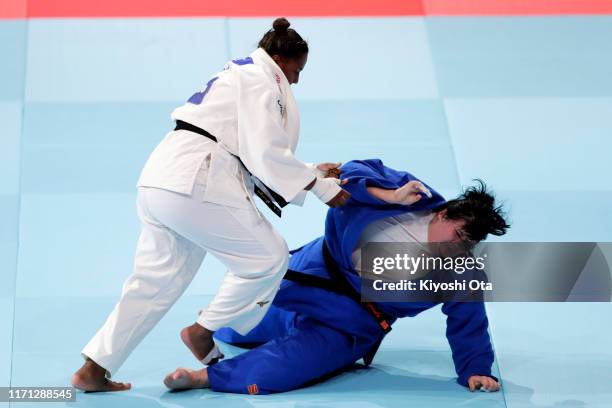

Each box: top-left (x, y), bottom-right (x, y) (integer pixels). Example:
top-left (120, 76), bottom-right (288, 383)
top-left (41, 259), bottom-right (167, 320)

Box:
top-left (392, 180), bottom-right (431, 205)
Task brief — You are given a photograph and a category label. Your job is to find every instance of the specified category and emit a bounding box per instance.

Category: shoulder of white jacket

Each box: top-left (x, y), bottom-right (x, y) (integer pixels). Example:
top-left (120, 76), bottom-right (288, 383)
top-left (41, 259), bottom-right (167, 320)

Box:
top-left (224, 56), bottom-right (264, 76)
top-left (234, 62), bottom-right (266, 76)
top-left (232, 64), bottom-right (278, 93)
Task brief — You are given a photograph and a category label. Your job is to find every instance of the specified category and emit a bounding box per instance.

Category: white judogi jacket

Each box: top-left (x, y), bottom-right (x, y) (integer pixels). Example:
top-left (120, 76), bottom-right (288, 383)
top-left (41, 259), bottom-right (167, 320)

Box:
top-left (137, 48), bottom-right (315, 209)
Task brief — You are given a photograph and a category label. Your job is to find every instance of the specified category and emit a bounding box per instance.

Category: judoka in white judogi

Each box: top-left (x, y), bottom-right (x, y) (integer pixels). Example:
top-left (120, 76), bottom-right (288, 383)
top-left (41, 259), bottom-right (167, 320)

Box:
top-left (80, 47), bottom-right (346, 378)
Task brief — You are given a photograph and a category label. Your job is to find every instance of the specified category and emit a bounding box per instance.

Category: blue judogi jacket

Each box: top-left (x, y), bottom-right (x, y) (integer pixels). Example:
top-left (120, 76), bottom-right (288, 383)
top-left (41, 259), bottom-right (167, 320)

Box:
top-left (289, 159), bottom-right (496, 386)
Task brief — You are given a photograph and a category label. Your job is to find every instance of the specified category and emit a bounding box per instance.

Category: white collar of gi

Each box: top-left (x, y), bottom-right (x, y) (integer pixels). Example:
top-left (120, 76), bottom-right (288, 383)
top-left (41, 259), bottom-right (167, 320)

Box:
top-left (250, 48), bottom-right (290, 88)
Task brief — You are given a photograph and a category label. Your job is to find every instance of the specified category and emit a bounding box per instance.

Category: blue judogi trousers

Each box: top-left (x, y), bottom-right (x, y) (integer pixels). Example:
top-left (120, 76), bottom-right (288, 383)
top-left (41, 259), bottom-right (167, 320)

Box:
top-left (206, 159), bottom-right (495, 394)
top-left (207, 278), bottom-right (385, 394)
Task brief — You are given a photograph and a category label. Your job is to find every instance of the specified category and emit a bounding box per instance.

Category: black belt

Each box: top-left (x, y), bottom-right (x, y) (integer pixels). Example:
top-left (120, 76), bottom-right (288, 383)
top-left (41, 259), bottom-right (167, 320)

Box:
top-left (284, 240), bottom-right (392, 365)
top-left (174, 120), bottom-right (289, 217)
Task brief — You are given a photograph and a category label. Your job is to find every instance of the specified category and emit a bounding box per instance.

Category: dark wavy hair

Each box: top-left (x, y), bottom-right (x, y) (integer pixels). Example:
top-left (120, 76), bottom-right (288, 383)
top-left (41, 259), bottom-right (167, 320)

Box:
top-left (258, 17), bottom-right (309, 59)
top-left (434, 180), bottom-right (510, 243)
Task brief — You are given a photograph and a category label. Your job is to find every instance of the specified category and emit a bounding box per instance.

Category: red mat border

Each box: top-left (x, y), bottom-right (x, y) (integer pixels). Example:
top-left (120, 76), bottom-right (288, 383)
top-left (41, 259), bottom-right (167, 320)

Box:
top-left (2, 0), bottom-right (612, 19)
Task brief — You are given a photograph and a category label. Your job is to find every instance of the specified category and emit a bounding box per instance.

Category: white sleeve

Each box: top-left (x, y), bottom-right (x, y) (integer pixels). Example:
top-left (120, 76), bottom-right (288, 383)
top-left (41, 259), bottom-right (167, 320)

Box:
top-left (235, 69), bottom-right (315, 202)
top-left (290, 189), bottom-right (308, 206)
top-left (289, 162), bottom-right (316, 206)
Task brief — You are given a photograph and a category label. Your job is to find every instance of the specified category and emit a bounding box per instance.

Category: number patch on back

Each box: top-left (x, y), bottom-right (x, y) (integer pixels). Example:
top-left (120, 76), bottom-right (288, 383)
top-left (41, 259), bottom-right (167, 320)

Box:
top-left (232, 56), bottom-right (253, 66)
top-left (187, 76), bottom-right (219, 105)
top-left (186, 57), bottom-right (253, 105)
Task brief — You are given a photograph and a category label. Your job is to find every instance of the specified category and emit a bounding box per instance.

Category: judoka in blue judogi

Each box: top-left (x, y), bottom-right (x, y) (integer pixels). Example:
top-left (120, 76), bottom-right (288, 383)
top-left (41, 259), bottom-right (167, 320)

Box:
top-left (164, 159), bottom-right (510, 394)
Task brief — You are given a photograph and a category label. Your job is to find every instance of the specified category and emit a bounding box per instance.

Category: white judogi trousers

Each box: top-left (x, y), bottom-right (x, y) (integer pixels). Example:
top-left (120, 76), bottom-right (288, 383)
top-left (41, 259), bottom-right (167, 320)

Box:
top-left (81, 162), bottom-right (289, 378)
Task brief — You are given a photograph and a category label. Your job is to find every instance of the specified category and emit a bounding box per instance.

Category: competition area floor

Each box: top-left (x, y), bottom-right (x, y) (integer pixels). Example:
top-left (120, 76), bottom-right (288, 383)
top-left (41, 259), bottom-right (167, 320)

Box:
top-left (2, 13), bottom-right (612, 408)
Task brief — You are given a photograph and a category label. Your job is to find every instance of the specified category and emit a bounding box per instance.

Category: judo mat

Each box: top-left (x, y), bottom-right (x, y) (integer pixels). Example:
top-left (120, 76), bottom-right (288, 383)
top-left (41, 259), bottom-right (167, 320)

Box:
top-left (2, 2), bottom-right (612, 407)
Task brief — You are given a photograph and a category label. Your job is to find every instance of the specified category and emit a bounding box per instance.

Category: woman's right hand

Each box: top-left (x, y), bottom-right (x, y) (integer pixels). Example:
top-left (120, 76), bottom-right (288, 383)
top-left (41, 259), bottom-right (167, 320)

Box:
top-left (326, 188), bottom-right (351, 208)
top-left (314, 162), bottom-right (342, 179)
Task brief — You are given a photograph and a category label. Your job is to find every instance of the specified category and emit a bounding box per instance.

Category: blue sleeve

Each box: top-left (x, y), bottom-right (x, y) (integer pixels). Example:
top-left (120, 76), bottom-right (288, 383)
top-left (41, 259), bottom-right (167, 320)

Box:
top-left (340, 159), bottom-right (432, 207)
top-left (441, 301), bottom-right (497, 387)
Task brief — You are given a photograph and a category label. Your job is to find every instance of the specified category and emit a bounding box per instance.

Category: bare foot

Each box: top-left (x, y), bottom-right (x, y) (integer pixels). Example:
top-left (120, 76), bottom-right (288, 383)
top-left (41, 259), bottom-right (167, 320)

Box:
top-left (164, 368), bottom-right (209, 390)
top-left (180, 323), bottom-right (223, 364)
top-left (71, 358), bottom-right (131, 392)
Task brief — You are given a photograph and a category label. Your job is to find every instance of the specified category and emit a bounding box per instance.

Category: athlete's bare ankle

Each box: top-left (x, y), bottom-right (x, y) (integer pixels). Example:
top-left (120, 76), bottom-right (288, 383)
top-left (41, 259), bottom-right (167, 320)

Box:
top-left (83, 358), bottom-right (106, 375)
top-left (196, 369), bottom-right (210, 388)
top-left (191, 323), bottom-right (214, 340)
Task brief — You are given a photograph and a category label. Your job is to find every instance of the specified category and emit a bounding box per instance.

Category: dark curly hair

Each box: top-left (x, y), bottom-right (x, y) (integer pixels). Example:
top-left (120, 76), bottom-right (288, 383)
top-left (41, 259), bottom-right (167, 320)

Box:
top-left (434, 179), bottom-right (510, 243)
top-left (258, 17), bottom-right (309, 59)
